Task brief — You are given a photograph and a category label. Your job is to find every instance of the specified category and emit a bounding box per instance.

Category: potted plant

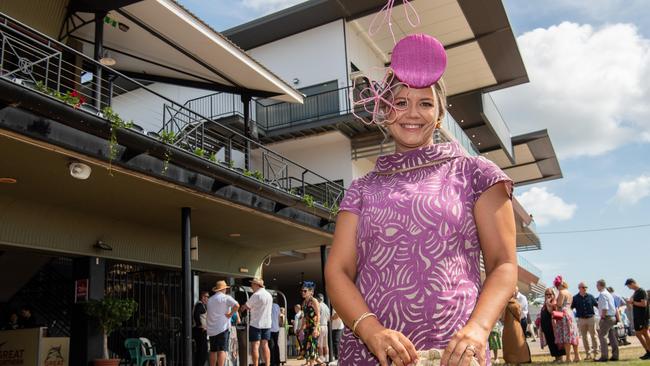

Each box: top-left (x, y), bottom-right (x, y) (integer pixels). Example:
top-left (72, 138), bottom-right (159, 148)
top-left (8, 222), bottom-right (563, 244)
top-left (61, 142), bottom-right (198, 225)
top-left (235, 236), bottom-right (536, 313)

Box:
top-left (84, 297), bottom-right (138, 366)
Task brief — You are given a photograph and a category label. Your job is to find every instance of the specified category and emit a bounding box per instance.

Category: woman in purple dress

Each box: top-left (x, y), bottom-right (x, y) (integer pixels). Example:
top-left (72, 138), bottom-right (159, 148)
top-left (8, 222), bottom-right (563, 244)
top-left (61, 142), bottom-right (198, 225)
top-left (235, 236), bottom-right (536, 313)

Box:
top-left (325, 34), bottom-right (517, 366)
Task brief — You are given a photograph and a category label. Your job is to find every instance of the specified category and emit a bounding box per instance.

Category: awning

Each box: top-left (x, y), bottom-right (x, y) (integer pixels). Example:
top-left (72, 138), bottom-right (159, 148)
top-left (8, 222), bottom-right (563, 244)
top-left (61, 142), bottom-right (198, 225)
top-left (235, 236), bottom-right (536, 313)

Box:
top-left (64, 0), bottom-right (304, 102)
top-left (484, 130), bottom-right (563, 186)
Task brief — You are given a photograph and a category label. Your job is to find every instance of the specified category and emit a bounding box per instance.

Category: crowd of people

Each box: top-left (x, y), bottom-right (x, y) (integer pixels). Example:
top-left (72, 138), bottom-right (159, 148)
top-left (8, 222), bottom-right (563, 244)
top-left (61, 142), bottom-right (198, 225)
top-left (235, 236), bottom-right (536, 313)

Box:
top-left (192, 278), bottom-right (283, 366)
top-left (192, 278), bottom-right (343, 366)
top-left (487, 278), bottom-right (650, 364)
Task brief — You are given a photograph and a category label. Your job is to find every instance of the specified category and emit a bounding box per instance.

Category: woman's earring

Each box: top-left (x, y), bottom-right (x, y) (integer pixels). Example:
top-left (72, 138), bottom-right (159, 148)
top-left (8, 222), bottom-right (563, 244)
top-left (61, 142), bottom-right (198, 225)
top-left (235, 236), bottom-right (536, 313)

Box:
top-left (433, 124), bottom-right (442, 144)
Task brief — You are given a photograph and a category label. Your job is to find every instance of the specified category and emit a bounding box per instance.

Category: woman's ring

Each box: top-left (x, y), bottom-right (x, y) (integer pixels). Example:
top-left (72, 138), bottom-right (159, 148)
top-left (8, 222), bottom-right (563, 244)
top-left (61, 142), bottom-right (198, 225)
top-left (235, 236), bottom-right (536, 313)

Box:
top-left (465, 344), bottom-right (477, 355)
top-left (385, 346), bottom-right (394, 354)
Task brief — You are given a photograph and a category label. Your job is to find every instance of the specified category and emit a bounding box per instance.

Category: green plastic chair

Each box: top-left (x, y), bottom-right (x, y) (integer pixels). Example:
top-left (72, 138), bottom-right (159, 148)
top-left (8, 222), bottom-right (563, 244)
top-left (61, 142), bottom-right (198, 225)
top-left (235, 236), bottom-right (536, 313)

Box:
top-left (124, 338), bottom-right (157, 366)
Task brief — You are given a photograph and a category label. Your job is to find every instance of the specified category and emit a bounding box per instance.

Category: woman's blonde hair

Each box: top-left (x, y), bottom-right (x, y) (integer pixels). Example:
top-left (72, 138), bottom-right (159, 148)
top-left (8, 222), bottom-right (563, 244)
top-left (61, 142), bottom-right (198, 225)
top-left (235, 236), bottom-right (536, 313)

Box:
top-left (560, 281), bottom-right (569, 290)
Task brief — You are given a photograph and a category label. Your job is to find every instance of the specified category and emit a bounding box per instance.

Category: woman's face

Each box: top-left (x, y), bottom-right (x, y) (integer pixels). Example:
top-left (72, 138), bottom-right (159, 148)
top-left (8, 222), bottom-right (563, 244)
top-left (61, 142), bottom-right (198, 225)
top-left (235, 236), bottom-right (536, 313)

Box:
top-left (301, 288), bottom-right (312, 299)
top-left (386, 86), bottom-right (439, 153)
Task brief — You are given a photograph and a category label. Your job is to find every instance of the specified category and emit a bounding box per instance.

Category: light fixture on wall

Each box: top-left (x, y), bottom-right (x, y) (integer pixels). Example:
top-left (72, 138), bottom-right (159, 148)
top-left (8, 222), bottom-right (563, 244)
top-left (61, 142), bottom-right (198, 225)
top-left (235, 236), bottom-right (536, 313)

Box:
top-left (69, 161), bottom-right (92, 180)
top-left (0, 177), bottom-right (17, 184)
top-left (93, 240), bottom-right (113, 251)
top-left (99, 50), bottom-right (116, 66)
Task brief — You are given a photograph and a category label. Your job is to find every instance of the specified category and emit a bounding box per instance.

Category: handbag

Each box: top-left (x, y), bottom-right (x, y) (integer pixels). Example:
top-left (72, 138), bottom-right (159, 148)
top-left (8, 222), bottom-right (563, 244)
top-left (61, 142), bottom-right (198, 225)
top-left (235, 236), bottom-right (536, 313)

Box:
top-left (552, 310), bottom-right (564, 320)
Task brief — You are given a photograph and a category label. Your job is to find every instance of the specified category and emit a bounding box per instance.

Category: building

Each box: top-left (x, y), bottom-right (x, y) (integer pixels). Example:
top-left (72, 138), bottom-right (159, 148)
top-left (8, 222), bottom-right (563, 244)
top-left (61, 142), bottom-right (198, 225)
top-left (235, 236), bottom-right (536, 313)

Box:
top-left (0, 1), bottom-right (344, 364)
top-left (218, 0), bottom-right (560, 302)
top-left (0, 0), bottom-right (560, 364)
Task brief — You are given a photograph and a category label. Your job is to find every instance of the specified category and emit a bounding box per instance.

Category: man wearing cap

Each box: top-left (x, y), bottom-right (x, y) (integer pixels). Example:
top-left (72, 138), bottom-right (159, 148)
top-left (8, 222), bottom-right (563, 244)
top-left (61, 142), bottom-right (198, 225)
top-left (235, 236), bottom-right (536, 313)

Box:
top-left (241, 278), bottom-right (273, 366)
top-left (625, 278), bottom-right (650, 360)
top-left (596, 279), bottom-right (619, 362)
top-left (207, 281), bottom-right (240, 366)
top-left (572, 282), bottom-right (599, 359)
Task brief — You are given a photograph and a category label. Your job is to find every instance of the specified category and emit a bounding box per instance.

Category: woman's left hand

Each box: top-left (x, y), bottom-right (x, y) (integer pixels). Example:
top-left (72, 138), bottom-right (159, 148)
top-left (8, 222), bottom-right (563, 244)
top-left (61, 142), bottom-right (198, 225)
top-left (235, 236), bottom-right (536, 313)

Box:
top-left (441, 322), bottom-right (489, 366)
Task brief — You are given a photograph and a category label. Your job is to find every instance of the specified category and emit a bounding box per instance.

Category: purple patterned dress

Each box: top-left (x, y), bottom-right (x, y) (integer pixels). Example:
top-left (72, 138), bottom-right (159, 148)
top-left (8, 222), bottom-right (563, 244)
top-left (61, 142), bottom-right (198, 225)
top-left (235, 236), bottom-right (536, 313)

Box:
top-left (337, 142), bottom-right (512, 365)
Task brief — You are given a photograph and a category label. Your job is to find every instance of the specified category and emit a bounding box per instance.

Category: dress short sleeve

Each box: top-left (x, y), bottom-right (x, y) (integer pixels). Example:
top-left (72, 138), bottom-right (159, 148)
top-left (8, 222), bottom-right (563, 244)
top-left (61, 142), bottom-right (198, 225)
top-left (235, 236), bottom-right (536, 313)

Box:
top-left (339, 178), bottom-right (363, 215)
top-left (470, 156), bottom-right (513, 203)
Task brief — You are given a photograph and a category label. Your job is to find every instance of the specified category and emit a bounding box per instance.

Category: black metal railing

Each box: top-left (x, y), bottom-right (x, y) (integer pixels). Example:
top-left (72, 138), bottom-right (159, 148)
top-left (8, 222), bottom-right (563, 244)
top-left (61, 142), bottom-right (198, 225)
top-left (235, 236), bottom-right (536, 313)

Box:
top-left (8, 258), bottom-right (74, 337)
top-left (0, 13), bottom-right (345, 211)
top-left (105, 262), bottom-right (183, 365)
top-left (173, 84), bottom-right (368, 135)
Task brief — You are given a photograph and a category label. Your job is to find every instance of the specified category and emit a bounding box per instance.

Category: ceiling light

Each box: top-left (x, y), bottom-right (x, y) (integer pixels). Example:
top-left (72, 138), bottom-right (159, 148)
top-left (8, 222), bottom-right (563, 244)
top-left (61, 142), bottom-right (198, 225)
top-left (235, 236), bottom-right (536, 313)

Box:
top-left (93, 240), bottom-right (113, 251)
top-left (69, 161), bottom-right (92, 180)
top-left (0, 178), bottom-right (17, 184)
top-left (99, 50), bottom-right (116, 66)
top-left (118, 23), bottom-right (130, 32)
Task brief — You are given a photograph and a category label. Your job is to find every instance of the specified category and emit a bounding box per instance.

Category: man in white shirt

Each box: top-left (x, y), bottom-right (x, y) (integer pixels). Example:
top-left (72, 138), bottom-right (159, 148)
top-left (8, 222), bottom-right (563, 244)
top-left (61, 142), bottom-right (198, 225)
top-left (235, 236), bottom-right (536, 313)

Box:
top-left (207, 281), bottom-right (239, 366)
top-left (316, 293), bottom-right (330, 362)
top-left (515, 287), bottom-right (529, 336)
top-left (596, 279), bottom-right (619, 362)
top-left (241, 278), bottom-right (273, 366)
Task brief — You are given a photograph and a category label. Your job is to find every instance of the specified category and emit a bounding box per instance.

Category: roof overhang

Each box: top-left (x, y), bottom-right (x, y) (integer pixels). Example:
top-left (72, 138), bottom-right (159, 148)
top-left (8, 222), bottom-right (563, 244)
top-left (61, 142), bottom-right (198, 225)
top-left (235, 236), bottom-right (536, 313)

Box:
top-left (225, 0), bottom-right (528, 97)
top-left (447, 91), bottom-right (514, 162)
top-left (0, 129), bottom-right (332, 261)
top-left (63, 0), bottom-right (304, 102)
top-left (484, 130), bottom-right (563, 186)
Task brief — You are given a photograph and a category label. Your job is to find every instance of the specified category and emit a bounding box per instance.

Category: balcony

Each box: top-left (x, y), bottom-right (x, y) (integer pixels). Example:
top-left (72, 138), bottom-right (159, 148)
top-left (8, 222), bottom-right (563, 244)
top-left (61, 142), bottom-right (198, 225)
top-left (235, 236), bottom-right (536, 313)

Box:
top-left (0, 13), bottom-right (344, 224)
top-left (518, 254), bottom-right (543, 279)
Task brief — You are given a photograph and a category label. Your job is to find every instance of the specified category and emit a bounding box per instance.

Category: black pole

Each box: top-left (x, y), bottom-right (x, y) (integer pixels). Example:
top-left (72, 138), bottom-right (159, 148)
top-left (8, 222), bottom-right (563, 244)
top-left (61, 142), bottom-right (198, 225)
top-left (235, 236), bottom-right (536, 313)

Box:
top-left (182, 207), bottom-right (193, 366)
top-left (242, 94), bottom-right (252, 170)
top-left (93, 12), bottom-right (106, 109)
top-left (320, 245), bottom-right (334, 364)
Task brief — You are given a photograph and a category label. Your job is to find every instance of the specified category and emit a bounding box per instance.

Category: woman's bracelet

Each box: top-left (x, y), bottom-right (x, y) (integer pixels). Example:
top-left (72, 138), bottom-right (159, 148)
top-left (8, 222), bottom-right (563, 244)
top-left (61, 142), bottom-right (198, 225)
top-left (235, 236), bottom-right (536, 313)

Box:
top-left (352, 312), bottom-right (377, 338)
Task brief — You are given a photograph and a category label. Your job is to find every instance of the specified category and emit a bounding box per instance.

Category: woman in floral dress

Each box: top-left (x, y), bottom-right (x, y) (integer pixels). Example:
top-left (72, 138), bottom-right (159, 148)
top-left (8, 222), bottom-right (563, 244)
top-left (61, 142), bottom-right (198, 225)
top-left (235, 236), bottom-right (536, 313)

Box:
top-left (553, 277), bottom-right (580, 362)
top-left (301, 282), bottom-right (321, 365)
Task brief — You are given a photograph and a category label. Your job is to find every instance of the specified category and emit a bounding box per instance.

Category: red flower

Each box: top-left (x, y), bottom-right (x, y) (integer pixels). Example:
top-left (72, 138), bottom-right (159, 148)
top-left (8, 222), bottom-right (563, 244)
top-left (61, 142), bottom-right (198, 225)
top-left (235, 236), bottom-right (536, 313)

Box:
top-left (70, 90), bottom-right (79, 98)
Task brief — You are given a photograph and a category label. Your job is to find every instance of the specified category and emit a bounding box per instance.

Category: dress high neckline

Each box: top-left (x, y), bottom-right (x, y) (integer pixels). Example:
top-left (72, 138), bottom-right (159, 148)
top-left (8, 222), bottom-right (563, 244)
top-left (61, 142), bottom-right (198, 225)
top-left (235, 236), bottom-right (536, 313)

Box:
top-left (374, 141), bottom-right (466, 174)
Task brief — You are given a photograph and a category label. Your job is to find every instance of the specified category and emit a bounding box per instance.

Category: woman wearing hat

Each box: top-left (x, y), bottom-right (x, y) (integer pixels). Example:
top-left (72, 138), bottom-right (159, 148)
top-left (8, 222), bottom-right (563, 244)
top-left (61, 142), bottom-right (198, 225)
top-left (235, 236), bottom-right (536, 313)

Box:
top-left (325, 32), bottom-right (517, 366)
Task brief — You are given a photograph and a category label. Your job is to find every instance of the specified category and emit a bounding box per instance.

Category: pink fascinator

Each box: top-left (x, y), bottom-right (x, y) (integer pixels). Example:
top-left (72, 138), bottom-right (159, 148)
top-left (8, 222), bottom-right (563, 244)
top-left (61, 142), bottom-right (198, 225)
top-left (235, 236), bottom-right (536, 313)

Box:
top-left (553, 275), bottom-right (563, 287)
top-left (350, 34), bottom-right (447, 125)
top-left (391, 34), bottom-right (447, 88)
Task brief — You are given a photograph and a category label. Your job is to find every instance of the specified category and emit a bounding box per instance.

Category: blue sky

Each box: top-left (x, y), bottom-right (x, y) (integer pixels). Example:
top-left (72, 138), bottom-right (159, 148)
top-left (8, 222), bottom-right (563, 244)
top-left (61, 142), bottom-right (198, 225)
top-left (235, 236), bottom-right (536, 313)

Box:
top-left (180, 1), bottom-right (650, 298)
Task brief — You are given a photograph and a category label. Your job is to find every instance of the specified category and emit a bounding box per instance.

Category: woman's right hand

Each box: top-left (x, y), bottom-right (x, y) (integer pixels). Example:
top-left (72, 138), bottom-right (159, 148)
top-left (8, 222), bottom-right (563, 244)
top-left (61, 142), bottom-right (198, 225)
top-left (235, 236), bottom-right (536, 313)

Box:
top-left (358, 322), bottom-right (418, 366)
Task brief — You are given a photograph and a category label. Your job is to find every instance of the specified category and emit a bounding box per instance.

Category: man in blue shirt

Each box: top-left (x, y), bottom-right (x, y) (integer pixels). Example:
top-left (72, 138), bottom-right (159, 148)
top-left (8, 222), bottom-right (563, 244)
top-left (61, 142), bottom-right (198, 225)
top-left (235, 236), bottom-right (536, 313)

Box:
top-left (572, 282), bottom-right (599, 360)
top-left (596, 279), bottom-right (619, 362)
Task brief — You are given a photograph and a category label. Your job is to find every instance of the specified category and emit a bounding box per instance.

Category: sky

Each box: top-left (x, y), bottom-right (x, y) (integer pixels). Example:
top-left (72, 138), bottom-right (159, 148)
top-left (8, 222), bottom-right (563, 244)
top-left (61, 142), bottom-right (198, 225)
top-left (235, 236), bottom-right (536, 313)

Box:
top-left (179, 1), bottom-right (650, 298)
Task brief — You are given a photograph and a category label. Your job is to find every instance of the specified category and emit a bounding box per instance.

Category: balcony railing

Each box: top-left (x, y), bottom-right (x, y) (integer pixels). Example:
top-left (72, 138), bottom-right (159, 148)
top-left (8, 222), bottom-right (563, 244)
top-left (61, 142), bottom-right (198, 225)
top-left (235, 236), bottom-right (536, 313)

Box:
top-left (441, 113), bottom-right (480, 156)
top-left (0, 13), bottom-right (344, 212)
top-left (482, 93), bottom-right (513, 159)
top-left (518, 254), bottom-right (543, 278)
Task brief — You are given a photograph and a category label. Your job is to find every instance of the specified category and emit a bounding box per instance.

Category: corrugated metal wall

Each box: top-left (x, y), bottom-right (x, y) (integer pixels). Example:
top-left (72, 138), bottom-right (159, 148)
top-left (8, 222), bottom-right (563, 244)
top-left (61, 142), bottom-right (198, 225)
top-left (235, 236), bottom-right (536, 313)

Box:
top-left (0, 0), bottom-right (70, 39)
top-left (0, 195), bottom-right (266, 277)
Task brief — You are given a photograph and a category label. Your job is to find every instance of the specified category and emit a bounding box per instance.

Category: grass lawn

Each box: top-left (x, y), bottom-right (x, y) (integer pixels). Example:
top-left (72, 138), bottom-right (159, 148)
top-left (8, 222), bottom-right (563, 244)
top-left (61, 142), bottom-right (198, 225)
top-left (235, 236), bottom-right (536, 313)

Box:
top-left (527, 346), bottom-right (648, 366)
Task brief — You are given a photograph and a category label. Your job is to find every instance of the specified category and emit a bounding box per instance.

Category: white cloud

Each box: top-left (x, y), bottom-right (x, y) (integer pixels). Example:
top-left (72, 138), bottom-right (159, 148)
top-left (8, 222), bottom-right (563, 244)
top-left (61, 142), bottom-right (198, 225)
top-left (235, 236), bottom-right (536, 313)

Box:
top-left (241, 0), bottom-right (306, 14)
top-left (492, 22), bottom-right (650, 159)
top-left (516, 187), bottom-right (577, 226)
top-left (614, 174), bottom-right (650, 205)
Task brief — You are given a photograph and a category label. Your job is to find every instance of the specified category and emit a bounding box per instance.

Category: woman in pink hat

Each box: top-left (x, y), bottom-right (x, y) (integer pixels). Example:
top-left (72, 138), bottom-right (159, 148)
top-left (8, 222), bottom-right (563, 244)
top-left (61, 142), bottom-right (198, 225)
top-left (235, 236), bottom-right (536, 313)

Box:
top-left (326, 33), bottom-right (517, 366)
